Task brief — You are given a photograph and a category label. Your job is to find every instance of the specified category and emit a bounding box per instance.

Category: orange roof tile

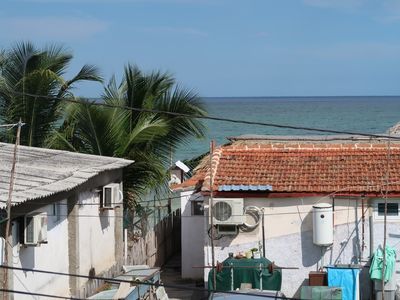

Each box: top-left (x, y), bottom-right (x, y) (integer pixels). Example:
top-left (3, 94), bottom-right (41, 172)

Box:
top-left (180, 140), bottom-right (400, 194)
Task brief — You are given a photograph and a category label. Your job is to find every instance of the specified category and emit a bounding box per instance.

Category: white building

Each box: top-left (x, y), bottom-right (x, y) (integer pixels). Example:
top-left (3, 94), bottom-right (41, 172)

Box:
top-left (174, 135), bottom-right (400, 298)
top-left (0, 143), bottom-right (133, 299)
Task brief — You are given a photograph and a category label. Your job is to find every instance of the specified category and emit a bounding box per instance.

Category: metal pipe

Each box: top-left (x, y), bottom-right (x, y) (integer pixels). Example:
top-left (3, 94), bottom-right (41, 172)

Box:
top-left (369, 215), bottom-right (374, 259)
top-left (230, 263), bottom-right (234, 291)
top-left (192, 265), bottom-right (299, 270)
top-left (361, 194), bottom-right (365, 260)
top-left (262, 208), bottom-right (266, 258)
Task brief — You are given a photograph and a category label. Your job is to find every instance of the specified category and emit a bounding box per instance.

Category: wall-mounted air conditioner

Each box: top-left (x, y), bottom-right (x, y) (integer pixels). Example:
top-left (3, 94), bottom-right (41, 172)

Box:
top-left (212, 198), bottom-right (244, 225)
top-left (24, 212), bottom-right (47, 245)
top-left (102, 183), bottom-right (122, 209)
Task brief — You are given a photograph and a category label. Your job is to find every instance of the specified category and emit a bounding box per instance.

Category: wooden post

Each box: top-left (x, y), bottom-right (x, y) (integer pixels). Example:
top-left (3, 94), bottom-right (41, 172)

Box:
top-left (3, 120), bottom-right (22, 300)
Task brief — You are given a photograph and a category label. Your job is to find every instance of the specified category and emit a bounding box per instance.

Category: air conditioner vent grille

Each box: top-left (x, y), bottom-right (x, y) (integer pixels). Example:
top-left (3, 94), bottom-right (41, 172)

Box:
top-left (213, 201), bottom-right (232, 221)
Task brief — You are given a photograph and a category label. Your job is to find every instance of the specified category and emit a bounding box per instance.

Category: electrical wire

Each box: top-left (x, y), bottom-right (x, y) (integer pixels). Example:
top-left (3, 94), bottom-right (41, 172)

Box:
top-left (0, 194), bottom-right (181, 208)
top-left (10, 90), bottom-right (400, 140)
top-left (0, 288), bottom-right (84, 299)
top-left (0, 265), bottom-right (299, 299)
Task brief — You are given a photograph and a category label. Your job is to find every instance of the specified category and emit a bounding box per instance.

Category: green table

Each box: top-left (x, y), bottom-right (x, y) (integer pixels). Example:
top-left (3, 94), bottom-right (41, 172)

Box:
top-left (208, 257), bottom-right (282, 291)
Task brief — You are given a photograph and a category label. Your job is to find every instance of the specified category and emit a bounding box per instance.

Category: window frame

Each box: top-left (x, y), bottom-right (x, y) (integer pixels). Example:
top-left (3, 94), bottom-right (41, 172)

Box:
top-left (53, 202), bottom-right (62, 222)
top-left (191, 200), bottom-right (204, 216)
top-left (374, 199), bottom-right (400, 221)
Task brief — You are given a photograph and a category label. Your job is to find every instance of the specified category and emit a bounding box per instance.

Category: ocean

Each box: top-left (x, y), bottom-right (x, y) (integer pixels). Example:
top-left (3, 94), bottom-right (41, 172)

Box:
top-left (176, 96), bottom-right (400, 161)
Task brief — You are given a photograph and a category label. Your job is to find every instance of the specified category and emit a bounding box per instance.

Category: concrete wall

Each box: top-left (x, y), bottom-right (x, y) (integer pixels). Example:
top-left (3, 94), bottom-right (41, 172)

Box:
top-left (9, 171), bottom-right (125, 299)
top-left (201, 196), bottom-right (399, 298)
top-left (12, 199), bottom-right (71, 298)
top-left (77, 191), bottom-right (116, 283)
top-left (181, 191), bottom-right (205, 279)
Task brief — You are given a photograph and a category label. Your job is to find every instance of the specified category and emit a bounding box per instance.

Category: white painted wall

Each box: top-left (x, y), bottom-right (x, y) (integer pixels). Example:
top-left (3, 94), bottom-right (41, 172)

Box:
top-left (200, 196), bottom-right (393, 298)
top-left (12, 199), bottom-right (71, 298)
top-left (10, 180), bottom-right (124, 298)
top-left (77, 189), bottom-right (119, 288)
top-left (180, 191), bottom-right (205, 279)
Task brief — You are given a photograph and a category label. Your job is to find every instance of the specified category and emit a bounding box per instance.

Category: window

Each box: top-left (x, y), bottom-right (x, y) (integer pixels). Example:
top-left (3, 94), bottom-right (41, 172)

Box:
top-left (374, 200), bottom-right (400, 220)
top-left (378, 203), bottom-right (399, 216)
top-left (191, 201), bottom-right (204, 216)
top-left (53, 202), bottom-right (61, 222)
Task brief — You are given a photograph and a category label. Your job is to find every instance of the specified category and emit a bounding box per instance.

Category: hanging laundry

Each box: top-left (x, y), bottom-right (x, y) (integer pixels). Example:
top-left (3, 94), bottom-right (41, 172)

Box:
top-left (327, 267), bottom-right (360, 300)
top-left (370, 245), bottom-right (396, 282)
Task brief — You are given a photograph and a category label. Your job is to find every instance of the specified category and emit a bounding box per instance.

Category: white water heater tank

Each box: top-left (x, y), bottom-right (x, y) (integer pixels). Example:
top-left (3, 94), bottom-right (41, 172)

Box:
top-left (313, 203), bottom-right (333, 246)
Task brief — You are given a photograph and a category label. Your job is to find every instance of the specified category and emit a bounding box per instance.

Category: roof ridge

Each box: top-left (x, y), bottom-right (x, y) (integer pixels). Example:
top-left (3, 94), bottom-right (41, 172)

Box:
top-left (201, 146), bottom-right (223, 192)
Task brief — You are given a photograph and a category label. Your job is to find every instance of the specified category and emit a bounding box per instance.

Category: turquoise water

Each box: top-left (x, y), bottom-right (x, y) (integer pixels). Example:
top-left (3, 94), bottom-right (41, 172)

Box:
top-left (176, 96), bottom-right (400, 160)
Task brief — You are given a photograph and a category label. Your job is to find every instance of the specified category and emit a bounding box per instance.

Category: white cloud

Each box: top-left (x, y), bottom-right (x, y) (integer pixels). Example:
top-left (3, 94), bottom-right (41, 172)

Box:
top-left (140, 26), bottom-right (208, 37)
top-left (0, 17), bottom-right (108, 40)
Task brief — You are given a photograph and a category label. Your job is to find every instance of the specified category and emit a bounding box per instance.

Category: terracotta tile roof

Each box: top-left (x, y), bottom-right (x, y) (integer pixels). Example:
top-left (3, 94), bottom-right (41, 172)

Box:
top-left (177, 140), bottom-right (400, 194)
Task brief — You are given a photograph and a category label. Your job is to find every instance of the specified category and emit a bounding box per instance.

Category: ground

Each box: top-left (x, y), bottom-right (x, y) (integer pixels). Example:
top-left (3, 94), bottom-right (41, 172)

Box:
top-left (161, 254), bottom-right (208, 300)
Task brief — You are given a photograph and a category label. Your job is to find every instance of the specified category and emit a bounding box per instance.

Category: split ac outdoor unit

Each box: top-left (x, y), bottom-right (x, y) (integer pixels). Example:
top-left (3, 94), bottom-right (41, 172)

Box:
top-left (212, 198), bottom-right (244, 225)
top-left (24, 212), bottom-right (47, 245)
top-left (102, 183), bottom-right (122, 208)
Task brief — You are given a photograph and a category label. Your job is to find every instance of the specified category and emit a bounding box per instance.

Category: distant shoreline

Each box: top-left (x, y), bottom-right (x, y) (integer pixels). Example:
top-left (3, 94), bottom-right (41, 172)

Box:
top-left (202, 95), bottom-right (400, 100)
top-left (200, 95), bottom-right (400, 103)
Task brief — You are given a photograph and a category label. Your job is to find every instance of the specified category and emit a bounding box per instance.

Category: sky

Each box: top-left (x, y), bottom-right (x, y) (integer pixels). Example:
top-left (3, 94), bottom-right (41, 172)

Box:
top-left (2, 0), bottom-right (400, 97)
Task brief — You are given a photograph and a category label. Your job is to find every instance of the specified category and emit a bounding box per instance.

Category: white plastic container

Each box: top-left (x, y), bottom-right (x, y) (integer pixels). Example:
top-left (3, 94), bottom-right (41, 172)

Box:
top-left (313, 203), bottom-right (333, 246)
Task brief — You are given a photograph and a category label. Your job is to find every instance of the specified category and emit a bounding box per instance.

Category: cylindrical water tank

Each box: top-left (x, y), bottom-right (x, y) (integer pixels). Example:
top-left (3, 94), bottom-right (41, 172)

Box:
top-left (313, 203), bottom-right (333, 246)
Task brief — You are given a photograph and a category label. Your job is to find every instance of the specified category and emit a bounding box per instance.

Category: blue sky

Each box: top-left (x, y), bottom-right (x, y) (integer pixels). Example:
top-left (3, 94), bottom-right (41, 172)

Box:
top-left (2, 0), bottom-right (400, 97)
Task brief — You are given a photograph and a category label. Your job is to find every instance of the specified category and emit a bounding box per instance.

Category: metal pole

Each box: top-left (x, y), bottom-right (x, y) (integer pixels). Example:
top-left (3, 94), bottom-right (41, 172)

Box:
top-left (361, 194), bottom-right (365, 260)
top-left (209, 140), bottom-right (216, 290)
top-left (262, 208), bottom-right (266, 258)
top-left (230, 263), bottom-right (234, 291)
top-left (3, 120), bottom-right (22, 300)
top-left (382, 138), bottom-right (391, 300)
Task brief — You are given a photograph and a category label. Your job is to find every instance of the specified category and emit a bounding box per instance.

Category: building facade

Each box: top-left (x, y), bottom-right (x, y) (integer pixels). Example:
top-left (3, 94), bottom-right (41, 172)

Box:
top-left (0, 143), bottom-right (133, 299)
top-left (175, 135), bottom-right (400, 298)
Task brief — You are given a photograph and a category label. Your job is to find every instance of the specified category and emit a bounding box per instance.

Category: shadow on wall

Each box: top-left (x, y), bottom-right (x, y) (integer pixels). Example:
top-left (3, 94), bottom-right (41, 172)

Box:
top-left (100, 211), bottom-right (110, 230)
top-left (19, 246), bottom-right (35, 270)
top-left (300, 211), bottom-right (321, 267)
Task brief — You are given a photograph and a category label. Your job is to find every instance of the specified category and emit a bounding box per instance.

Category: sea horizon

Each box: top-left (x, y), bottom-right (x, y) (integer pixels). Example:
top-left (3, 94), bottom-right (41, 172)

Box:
top-left (176, 95), bottom-right (400, 161)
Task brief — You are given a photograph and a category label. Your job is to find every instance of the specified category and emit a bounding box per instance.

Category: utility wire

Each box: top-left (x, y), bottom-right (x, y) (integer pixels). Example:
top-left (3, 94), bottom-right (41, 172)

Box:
top-left (0, 288), bottom-right (83, 300)
top-left (0, 265), bottom-right (298, 300)
top-left (0, 206), bottom-right (389, 220)
top-left (10, 90), bottom-right (400, 140)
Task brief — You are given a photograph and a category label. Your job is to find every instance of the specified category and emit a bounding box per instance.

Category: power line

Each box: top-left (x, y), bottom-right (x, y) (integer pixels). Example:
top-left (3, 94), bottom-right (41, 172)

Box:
top-left (10, 91), bottom-right (400, 140)
top-left (0, 265), bottom-right (298, 300)
top-left (0, 288), bottom-right (83, 300)
top-left (0, 193), bottom-right (183, 207)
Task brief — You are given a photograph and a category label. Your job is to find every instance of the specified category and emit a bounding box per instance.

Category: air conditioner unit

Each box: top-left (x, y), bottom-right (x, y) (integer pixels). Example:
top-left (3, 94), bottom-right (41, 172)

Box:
top-left (24, 212), bottom-right (47, 245)
top-left (212, 198), bottom-right (244, 225)
top-left (217, 224), bottom-right (238, 235)
top-left (102, 183), bottom-right (122, 208)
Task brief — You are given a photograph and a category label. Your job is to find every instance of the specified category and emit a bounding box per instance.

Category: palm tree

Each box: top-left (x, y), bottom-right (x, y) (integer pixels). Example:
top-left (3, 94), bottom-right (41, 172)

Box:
top-left (47, 64), bottom-right (207, 204)
top-left (0, 42), bottom-right (102, 146)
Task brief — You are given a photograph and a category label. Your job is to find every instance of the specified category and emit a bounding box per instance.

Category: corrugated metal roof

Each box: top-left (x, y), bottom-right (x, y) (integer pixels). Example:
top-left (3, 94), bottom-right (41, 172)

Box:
top-left (0, 143), bottom-right (133, 207)
top-left (218, 184), bottom-right (273, 192)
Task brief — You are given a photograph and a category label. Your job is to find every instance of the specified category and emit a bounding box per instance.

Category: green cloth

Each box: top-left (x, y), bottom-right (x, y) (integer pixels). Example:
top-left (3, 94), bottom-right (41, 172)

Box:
top-left (208, 257), bottom-right (282, 291)
top-left (300, 286), bottom-right (342, 300)
top-left (370, 246), bottom-right (396, 282)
